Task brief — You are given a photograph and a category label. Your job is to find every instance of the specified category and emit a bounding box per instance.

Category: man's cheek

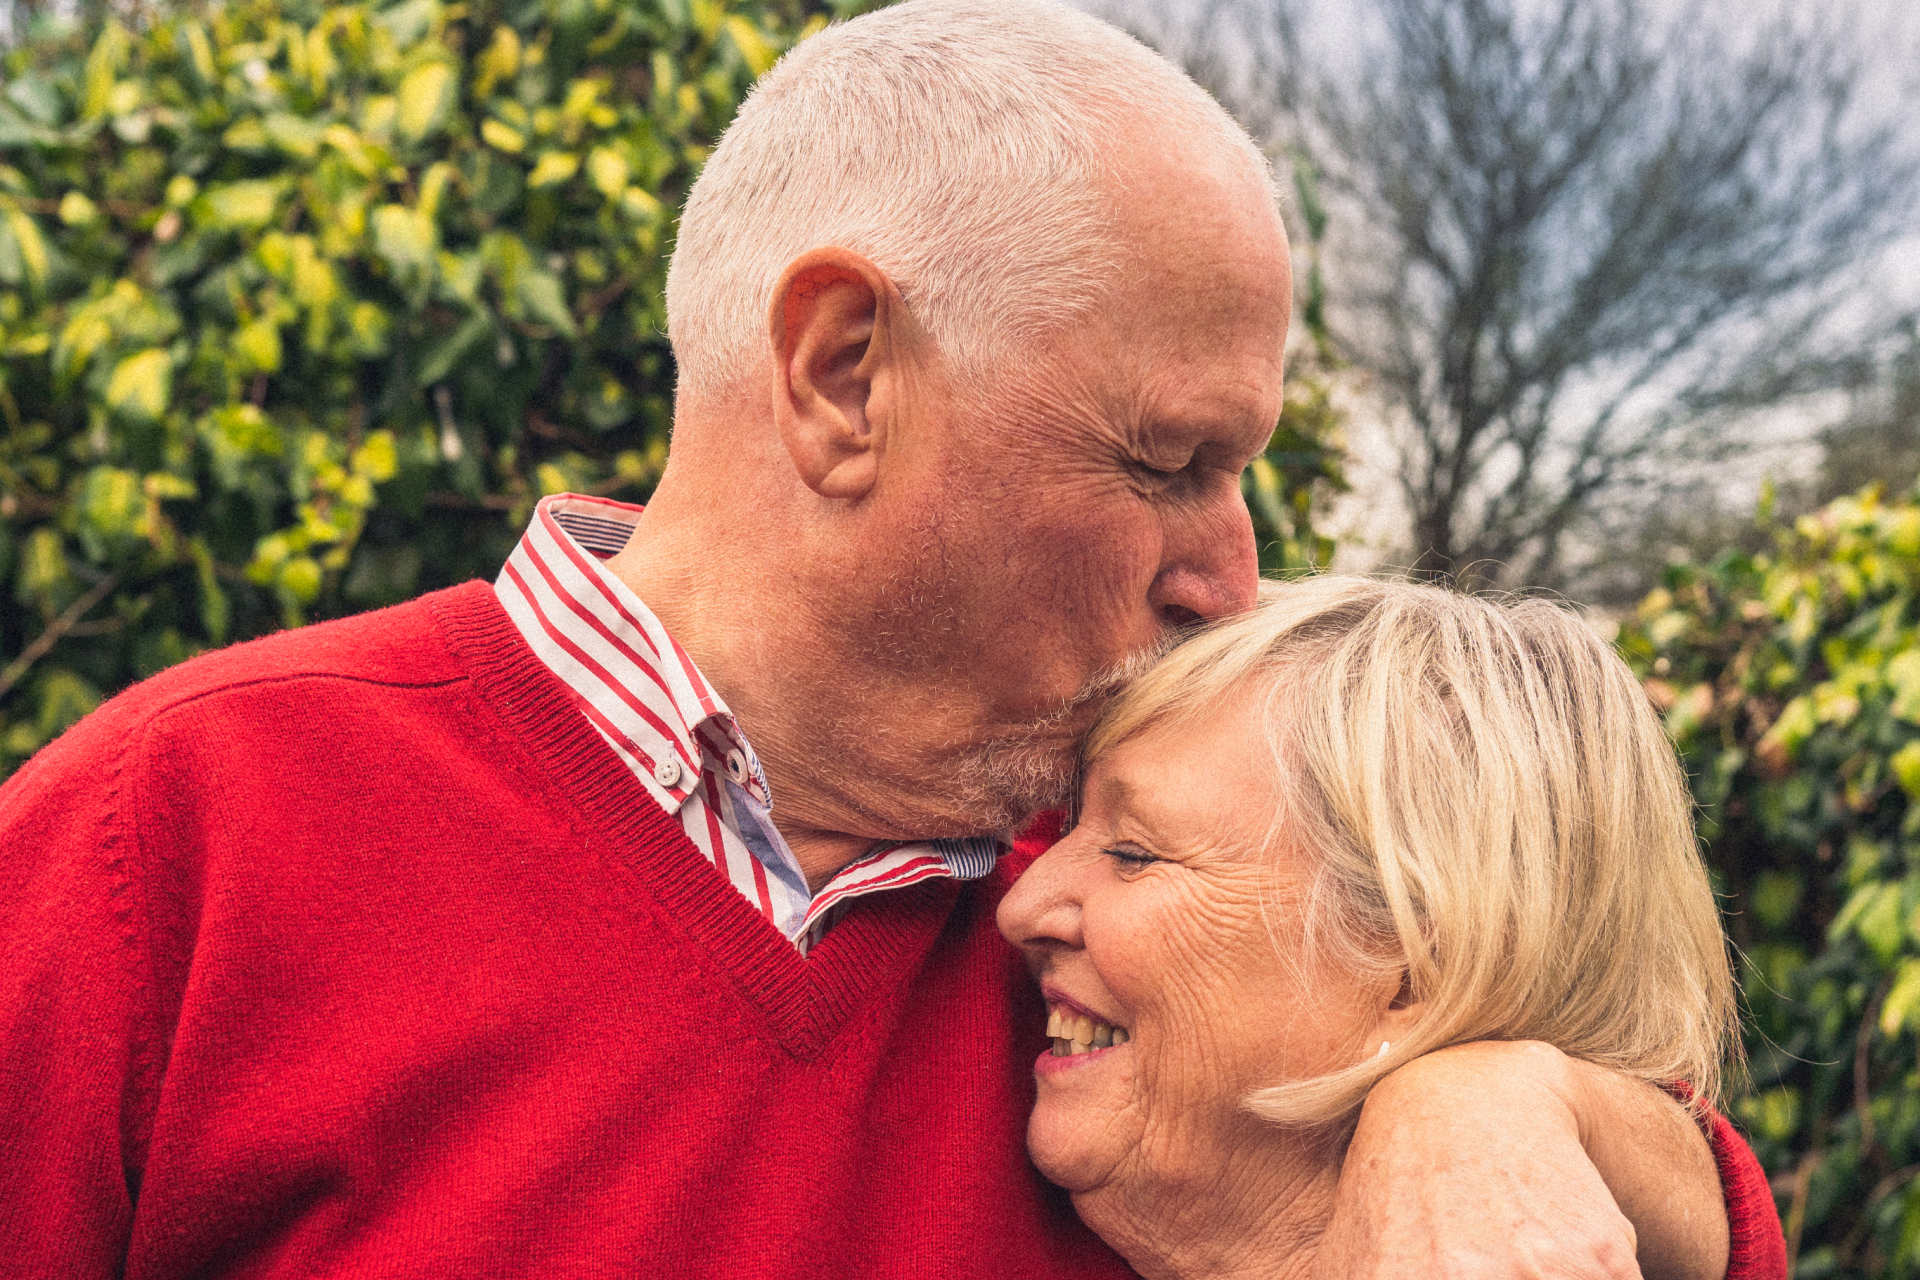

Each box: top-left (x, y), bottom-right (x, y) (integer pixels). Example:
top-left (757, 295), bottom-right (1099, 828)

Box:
top-left (1009, 509), bottom-right (1155, 618)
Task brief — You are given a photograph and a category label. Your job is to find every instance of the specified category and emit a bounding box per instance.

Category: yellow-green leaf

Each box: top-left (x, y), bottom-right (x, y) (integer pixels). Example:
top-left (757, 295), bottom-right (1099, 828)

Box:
top-left (620, 186), bottom-right (662, 222)
top-left (104, 348), bottom-right (172, 420)
top-left (586, 147), bottom-right (629, 199)
top-left (322, 124), bottom-right (381, 177)
top-left (348, 301), bottom-right (391, 356)
top-left (264, 112), bottom-right (325, 159)
top-left (1758, 695), bottom-right (1818, 764)
top-left (1741, 1088), bottom-right (1799, 1143)
top-left (58, 192), bottom-right (100, 226)
top-left (3, 207), bottom-right (49, 285)
top-left (1894, 741), bottom-right (1920, 799)
top-left (1855, 881), bottom-right (1908, 964)
top-left (536, 462), bottom-right (570, 496)
top-left (203, 403), bottom-right (283, 458)
top-left (417, 163), bottom-right (453, 221)
top-left (515, 269), bottom-right (576, 337)
top-left (223, 117), bottom-right (270, 151)
top-left (397, 61), bottom-right (456, 141)
top-left (79, 466), bottom-right (143, 538)
top-left (305, 25), bottom-right (337, 96)
top-left (182, 20), bottom-right (217, 86)
top-left (480, 119), bottom-right (525, 153)
top-left (81, 23), bottom-right (129, 121)
top-left (475, 26), bottom-right (521, 96)
top-left (232, 317), bottom-right (283, 374)
top-left (1890, 651), bottom-right (1920, 723)
top-left (289, 240), bottom-right (339, 311)
top-left (527, 151), bottom-right (580, 189)
top-left (143, 472), bottom-right (197, 501)
top-left (1885, 957), bottom-right (1920, 1036)
top-left (351, 431), bottom-right (399, 483)
top-left (280, 555), bottom-right (323, 603)
top-left (54, 309), bottom-right (112, 380)
top-left (1751, 870), bottom-right (1804, 930)
top-left (360, 95), bottom-right (398, 138)
top-left (18, 528), bottom-right (68, 602)
top-left (372, 204), bottom-right (435, 280)
top-left (724, 15), bottom-right (778, 77)
top-left (200, 180), bottom-right (283, 231)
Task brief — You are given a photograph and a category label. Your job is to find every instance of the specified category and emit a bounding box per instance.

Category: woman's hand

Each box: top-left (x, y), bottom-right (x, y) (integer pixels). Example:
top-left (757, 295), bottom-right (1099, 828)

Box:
top-left (1313, 1041), bottom-right (1727, 1280)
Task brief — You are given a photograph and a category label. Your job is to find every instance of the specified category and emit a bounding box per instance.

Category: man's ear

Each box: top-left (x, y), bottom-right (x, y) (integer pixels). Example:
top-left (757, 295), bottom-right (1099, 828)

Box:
top-left (766, 247), bottom-right (913, 500)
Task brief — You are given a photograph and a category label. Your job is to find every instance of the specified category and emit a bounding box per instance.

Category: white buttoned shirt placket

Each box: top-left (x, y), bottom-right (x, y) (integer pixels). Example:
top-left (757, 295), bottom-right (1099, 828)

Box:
top-left (494, 494), bottom-right (999, 955)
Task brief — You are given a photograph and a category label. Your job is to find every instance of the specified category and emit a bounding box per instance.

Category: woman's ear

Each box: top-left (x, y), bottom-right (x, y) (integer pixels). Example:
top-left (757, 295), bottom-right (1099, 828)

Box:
top-left (1372, 968), bottom-right (1425, 1052)
top-left (765, 247), bottom-right (913, 501)
top-left (1388, 968), bottom-right (1416, 1012)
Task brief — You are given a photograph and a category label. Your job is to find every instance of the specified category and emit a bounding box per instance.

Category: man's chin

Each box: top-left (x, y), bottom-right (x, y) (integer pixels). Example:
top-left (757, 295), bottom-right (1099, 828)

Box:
top-left (918, 739), bottom-right (1078, 836)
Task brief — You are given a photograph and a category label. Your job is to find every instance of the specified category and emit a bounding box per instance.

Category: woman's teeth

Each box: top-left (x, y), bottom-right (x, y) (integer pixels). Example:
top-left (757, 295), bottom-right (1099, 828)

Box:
top-left (1045, 1004), bottom-right (1129, 1057)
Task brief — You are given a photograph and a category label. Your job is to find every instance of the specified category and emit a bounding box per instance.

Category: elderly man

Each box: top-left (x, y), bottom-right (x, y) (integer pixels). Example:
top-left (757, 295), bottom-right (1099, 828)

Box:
top-left (1, 2), bottom-right (1778, 1276)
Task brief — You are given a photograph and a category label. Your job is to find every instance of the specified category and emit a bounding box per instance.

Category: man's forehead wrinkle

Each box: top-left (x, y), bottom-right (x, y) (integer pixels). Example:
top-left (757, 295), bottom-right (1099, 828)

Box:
top-left (1126, 341), bottom-right (1286, 455)
top-left (985, 347), bottom-right (1137, 453)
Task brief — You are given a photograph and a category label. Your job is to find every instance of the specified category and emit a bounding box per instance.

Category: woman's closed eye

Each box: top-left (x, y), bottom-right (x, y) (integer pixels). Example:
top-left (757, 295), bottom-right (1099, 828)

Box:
top-left (1102, 843), bottom-right (1160, 875)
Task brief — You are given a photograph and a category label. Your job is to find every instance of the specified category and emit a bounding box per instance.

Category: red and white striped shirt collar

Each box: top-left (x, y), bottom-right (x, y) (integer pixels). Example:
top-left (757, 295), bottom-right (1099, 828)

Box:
top-left (494, 494), bottom-right (998, 954)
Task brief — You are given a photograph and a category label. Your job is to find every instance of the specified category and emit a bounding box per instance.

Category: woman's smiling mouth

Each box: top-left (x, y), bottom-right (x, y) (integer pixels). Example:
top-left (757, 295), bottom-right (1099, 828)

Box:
top-left (1045, 1001), bottom-right (1130, 1056)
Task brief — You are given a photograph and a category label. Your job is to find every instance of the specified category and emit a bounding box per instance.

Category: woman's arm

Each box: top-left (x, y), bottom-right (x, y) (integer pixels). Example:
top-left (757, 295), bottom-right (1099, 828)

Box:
top-left (1575, 1060), bottom-right (1731, 1280)
top-left (1315, 1041), bottom-right (1735, 1280)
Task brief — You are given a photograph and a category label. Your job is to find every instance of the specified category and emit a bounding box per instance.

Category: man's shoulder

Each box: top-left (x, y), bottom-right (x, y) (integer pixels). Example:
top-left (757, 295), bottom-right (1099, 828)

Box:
top-left (113, 578), bottom-right (487, 708)
top-left (4, 580), bottom-right (498, 796)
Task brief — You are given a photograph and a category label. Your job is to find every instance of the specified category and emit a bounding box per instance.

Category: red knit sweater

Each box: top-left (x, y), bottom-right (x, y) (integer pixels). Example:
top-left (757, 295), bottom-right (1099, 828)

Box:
top-left (0, 582), bottom-right (1127, 1277)
top-left (0, 581), bottom-right (1785, 1277)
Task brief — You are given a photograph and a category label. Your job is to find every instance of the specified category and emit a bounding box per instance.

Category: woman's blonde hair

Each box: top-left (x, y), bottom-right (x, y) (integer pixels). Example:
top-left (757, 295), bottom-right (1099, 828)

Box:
top-left (1085, 574), bottom-right (1737, 1127)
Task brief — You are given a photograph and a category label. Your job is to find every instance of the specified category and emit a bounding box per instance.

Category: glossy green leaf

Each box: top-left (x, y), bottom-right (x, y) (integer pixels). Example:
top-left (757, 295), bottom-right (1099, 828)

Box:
top-left (104, 348), bottom-right (171, 420)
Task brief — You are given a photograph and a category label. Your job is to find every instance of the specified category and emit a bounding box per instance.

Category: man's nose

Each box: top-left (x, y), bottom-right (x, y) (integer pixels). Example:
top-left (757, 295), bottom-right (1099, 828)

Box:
top-left (1147, 489), bottom-right (1260, 626)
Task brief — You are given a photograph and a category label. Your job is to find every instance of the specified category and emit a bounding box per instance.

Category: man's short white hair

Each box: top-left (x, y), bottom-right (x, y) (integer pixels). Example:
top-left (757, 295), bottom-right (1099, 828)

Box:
top-left (665, 0), bottom-right (1276, 402)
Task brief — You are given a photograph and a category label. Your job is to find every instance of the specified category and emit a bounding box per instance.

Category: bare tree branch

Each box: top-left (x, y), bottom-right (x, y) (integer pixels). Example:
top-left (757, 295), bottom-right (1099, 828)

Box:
top-left (0, 573), bottom-right (120, 703)
top-left (1113, 0), bottom-right (1920, 589)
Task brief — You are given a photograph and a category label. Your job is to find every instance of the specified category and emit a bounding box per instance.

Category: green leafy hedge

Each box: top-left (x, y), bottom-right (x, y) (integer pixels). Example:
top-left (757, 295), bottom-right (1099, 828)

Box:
top-left (1620, 486), bottom-right (1920, 1277)
top-left (0, 0), bottom-right (860, 770)
top-left (0, 0), bottom-right (1345, 777)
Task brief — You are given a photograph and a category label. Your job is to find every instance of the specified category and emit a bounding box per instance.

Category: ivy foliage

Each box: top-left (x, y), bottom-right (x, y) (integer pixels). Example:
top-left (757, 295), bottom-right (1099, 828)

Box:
top-left (0, 0), bottom-right (1345, 779)
top-left (1243, 149), bottom-right (1345, 576)
top-left (0, 0), bottom-right (858, 771)
top-left (1619, 485), bottom-right (1920, 1277)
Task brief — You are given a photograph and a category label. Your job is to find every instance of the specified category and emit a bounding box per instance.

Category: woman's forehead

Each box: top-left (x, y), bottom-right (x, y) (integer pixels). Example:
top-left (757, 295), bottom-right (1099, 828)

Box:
top-left (1080, 706), bottom-right (1288, 837)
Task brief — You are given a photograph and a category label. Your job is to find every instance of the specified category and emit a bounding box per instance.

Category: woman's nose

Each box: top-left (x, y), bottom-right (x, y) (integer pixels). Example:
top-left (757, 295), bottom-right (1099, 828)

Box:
top-left (996, 841), bottom-right (1085, 951)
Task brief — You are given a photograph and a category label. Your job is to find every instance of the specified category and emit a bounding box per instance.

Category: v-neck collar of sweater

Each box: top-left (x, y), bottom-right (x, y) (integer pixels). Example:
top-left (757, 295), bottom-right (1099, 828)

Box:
top-left (427, 579), bottom-right (966, 1060)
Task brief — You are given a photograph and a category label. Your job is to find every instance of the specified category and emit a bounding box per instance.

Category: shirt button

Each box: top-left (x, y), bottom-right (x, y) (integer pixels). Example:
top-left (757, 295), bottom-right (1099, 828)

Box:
top-left (653, 757), bottom-right (682, 788)
top-left (725, 750), bottom-right (749, 784)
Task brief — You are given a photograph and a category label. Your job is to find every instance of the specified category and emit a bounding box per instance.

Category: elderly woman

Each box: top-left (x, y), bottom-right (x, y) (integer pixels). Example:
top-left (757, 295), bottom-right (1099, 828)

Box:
top-left (998, 575), bottom-right (1744, 1280)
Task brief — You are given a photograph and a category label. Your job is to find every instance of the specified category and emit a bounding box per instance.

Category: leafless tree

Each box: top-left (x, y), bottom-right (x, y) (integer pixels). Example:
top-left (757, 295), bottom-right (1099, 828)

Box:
top-left (1095, 0), bottom-right (1920, 589)
top-left (1818, 320), bottom-right (1920, 504)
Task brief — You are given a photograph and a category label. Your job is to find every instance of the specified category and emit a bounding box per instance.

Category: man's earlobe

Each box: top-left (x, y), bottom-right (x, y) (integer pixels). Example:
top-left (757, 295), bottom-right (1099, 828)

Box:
top-left (767, 248), bottom-right (903, 501)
